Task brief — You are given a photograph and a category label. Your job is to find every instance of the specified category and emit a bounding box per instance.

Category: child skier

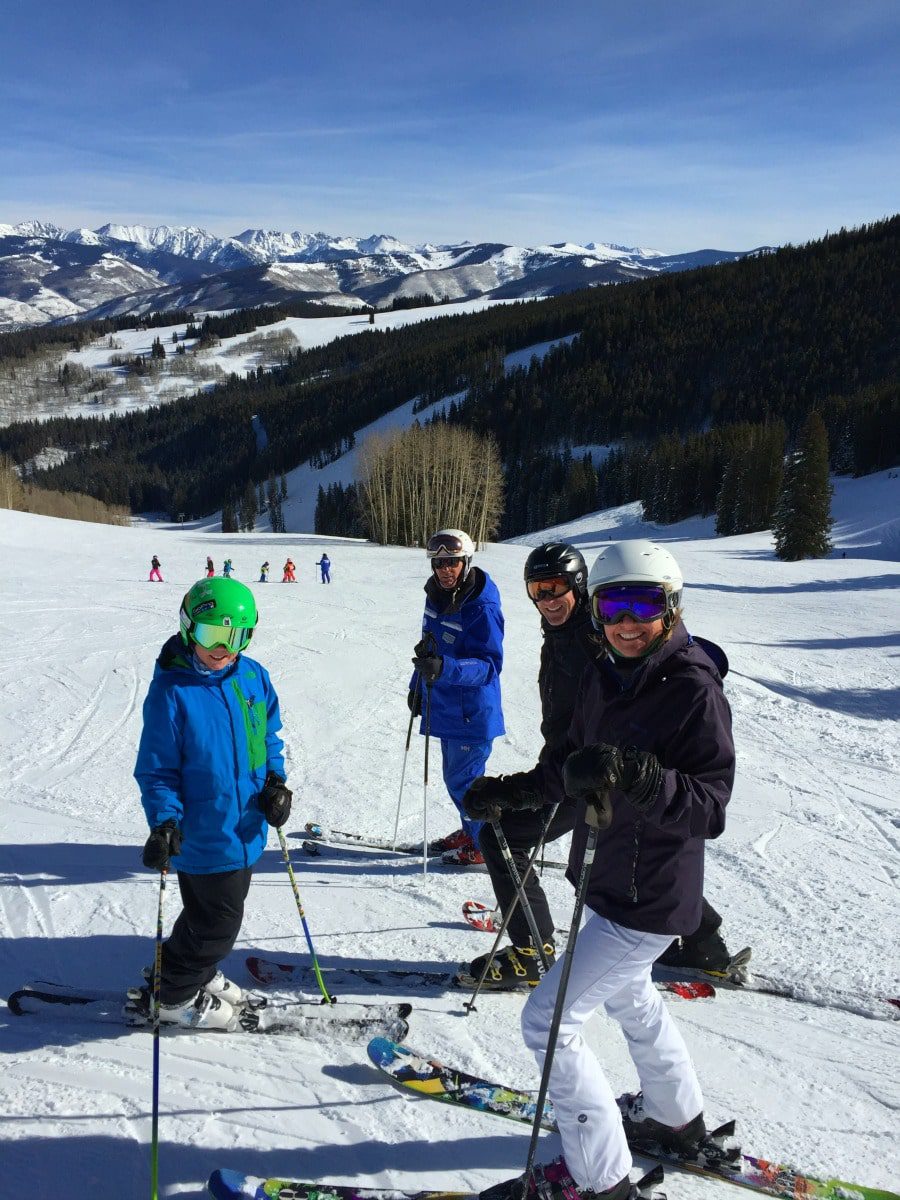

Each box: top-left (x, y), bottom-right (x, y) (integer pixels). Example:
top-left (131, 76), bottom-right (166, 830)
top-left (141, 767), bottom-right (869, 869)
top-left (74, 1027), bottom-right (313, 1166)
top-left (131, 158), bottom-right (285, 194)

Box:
top-left (316, 553), bottom-right (331, 583)
top-left (149, 555), bottom-right (163, 583)
top-left (206, 557), bottom-right (215, 578)
top-left (466, 540), bottom-right (735, 1200)
top-left (135, 577), bottom-right (292, 1030)
top-left (259, 561), bottom-right (270, 583)
top-left (282, 558), bottom-right (296, 583)
top-left (223, 559), bottom-right (234, 578)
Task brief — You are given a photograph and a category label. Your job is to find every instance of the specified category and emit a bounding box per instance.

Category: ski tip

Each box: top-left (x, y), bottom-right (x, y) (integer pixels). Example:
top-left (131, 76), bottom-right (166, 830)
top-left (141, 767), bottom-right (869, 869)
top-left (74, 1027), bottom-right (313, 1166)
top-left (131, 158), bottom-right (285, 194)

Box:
top-left (636, 1163), bottom-right (665, 1197)
top-left (398, 1002), bottom-right (413, 1019)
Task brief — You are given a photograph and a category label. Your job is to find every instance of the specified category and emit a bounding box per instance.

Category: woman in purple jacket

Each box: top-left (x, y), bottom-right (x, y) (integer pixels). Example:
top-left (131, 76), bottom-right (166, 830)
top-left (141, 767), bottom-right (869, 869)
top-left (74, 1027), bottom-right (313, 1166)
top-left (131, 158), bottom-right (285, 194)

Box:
top-left (466, 540), bottom-right (735, 1200)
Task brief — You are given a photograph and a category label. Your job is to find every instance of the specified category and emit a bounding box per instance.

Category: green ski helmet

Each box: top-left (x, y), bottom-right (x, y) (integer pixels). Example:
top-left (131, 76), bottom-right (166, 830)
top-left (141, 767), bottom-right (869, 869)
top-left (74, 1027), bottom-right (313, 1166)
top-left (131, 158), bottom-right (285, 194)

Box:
top-left (179, 577), bottom-right (258, 653)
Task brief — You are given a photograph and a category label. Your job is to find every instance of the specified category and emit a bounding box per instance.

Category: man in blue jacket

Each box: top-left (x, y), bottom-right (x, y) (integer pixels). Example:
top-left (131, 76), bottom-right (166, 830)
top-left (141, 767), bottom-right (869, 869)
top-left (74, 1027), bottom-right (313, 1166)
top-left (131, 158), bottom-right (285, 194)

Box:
top-left (135, 577), bottom-right (291, 1029)
top-left (409, 528), bottom-right (505, 865)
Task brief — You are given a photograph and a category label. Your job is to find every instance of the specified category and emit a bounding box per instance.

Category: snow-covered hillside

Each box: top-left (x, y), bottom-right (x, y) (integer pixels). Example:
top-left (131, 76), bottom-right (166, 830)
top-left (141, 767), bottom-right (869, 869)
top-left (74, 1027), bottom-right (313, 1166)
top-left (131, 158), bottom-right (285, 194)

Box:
top-left (1, 475), bottom-right (898, 1198)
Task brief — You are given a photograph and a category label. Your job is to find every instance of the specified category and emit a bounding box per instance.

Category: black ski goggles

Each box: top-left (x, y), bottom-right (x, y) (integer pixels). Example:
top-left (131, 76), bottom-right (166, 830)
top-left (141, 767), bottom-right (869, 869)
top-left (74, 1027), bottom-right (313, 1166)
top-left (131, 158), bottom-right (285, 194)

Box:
top-left (591, 584), bottom-right (670, 625)
top-left (431, 556), bottom-right (465, 571)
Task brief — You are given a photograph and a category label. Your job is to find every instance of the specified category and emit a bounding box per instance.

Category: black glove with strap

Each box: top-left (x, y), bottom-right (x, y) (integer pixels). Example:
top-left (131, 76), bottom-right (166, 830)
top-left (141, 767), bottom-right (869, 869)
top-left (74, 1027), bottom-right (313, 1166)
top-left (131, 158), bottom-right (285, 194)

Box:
top-left (259, 772), bottom-right (292, 828)
top-left (563, 743), bottom-right (662, 813)
top-left (142, 819), bottom-right (182, 871)
top-left (463, 773), bottom-right (543, 822)
top-left (412, 642), bottom-right (443, 683)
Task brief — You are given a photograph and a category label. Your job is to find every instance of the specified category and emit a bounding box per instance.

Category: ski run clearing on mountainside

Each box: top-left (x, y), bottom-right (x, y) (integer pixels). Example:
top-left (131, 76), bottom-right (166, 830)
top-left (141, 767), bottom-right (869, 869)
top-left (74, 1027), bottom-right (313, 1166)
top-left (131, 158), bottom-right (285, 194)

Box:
top-left (1, 469), bottom-right (898, 1198)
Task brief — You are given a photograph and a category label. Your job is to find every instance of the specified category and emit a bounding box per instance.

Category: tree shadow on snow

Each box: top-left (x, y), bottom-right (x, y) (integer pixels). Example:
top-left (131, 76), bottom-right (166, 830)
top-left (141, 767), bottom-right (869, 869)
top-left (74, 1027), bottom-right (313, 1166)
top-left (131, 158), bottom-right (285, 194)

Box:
top-left (689, 572), bottom-right (900, 595)
top-left (3, 1128), bottom-right (529, 1197)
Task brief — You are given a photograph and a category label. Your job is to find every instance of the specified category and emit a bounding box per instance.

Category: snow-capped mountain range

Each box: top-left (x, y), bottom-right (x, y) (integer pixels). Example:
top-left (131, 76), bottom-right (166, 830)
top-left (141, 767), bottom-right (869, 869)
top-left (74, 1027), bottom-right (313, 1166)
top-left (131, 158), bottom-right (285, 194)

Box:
top-left (0, 219), bottom-right (766, 330)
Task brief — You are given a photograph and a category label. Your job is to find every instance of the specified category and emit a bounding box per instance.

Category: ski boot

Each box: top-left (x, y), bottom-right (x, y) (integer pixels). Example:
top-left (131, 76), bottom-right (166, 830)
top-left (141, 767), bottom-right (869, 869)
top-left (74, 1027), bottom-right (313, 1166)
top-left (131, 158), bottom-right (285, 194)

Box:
top-left (618, 1092), bottom-right (740, 1171)
top-left (656, 936), bottom-right (751, 984)
top-left (429, 828), bottom-right (472, 853)
top-left (158, 989), bottom-right (237, 1031)
top-left (442, 843), bottom-right (485, 865)
top-left (203, 969), bottom-right (245, 1005)
top-left (480, 1157), bottom-right (665, 1200)
top-left (468, 942), bottom-right (556, 989)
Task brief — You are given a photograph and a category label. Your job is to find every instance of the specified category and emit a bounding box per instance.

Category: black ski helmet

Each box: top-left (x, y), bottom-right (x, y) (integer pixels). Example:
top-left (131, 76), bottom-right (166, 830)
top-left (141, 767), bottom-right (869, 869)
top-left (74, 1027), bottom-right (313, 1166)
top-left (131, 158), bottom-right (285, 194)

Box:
top-left (523, 542), bottom-right (588, 597)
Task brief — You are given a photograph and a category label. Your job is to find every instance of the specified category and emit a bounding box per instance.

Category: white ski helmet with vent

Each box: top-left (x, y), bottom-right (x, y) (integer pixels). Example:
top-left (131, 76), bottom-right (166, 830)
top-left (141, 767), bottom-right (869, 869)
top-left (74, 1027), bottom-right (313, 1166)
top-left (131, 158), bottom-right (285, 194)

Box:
top-left (426, 528), bottom-right (476, 579)
top-left (587, 540), bottom-right (683, 631)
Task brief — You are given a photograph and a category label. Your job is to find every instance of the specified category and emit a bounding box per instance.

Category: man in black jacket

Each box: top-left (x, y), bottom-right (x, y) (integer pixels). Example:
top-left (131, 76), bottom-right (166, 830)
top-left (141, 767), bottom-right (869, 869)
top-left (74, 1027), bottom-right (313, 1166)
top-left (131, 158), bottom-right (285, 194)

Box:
top-left (469, 542), bottom-right (735, 989)
top-left (469, 543), bottom-right (592, 986)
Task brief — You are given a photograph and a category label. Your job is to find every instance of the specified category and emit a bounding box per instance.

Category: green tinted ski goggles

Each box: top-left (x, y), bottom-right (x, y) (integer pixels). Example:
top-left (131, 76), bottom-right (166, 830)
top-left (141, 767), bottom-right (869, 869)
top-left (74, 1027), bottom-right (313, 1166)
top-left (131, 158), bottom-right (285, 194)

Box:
top-left (190, 622), bottom-right (254, 652)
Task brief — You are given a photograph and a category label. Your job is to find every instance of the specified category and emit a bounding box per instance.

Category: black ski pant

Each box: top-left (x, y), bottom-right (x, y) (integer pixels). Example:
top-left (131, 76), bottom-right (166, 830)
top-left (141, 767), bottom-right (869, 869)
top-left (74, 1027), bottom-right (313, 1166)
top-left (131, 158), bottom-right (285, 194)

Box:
top-left (477, 804), bottom-right (577, 949)
top-left (160, 867), bottom-right (253, 1004)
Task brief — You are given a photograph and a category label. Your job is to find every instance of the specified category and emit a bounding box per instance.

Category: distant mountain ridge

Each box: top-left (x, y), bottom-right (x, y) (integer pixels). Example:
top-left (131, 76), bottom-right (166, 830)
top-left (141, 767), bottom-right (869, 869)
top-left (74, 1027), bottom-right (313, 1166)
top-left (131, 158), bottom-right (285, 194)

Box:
top-left (0, 218), bottom-right (767, 330)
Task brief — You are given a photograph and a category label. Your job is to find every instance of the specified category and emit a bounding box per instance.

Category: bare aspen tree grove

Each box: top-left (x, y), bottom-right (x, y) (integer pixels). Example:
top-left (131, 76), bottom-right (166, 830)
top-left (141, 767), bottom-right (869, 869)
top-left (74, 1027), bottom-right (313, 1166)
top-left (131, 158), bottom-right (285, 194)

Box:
top-left (358, 424), bottom-right (504, 547)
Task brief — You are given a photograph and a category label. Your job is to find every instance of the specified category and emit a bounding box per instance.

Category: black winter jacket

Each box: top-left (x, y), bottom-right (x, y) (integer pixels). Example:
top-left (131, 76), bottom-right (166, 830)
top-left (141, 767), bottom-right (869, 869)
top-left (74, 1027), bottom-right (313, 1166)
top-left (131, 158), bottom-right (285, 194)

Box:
top-left (537, 598), bottom-right (596, 759)
top-left (539, 622), bottom-right (735, 936)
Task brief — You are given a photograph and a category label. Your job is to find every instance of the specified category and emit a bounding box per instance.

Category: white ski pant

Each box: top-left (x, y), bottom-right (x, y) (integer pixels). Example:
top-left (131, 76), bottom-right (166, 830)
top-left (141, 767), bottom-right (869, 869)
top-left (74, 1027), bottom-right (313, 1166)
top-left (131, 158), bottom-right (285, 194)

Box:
top-left (521, 913), bottom-right (703, 1192)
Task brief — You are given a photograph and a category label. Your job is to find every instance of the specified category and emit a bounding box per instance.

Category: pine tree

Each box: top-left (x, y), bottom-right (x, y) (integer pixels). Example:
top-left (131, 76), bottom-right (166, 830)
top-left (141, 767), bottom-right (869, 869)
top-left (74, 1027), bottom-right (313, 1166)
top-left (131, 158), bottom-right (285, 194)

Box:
top-left (773, 412), bottom-right (833, 560)
top-left (221, 500), bottom-right (238, 533)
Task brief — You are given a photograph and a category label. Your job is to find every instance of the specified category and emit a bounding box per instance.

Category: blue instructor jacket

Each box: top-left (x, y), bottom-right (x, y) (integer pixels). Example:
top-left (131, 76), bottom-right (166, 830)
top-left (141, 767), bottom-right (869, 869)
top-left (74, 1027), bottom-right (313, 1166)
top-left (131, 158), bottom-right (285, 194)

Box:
top-left (135, 636), bottom-right (286, 874)
top-left (410, 566), bottom-right (505, 741)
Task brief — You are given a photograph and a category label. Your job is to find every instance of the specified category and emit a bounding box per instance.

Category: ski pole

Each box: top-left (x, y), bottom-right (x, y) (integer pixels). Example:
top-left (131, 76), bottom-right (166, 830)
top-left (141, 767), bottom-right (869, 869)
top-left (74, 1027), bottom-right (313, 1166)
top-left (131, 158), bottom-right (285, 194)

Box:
top-left (491, 819), bottom-right (553, 973)
top-left (420, 631), bottom-right (438, 876)
top-left (392, 671), bottom-right (422, 852)
top-left (519, 783), bottom-right (615, 1200)
top-left (276, 827), bottom-right (335, 1004)
top-left (422, 677), bottom-right (433, 875)
top-left (150, 867), bottom-right (167, 1200)
top-left (463, 803), bottom-right (560, 1014)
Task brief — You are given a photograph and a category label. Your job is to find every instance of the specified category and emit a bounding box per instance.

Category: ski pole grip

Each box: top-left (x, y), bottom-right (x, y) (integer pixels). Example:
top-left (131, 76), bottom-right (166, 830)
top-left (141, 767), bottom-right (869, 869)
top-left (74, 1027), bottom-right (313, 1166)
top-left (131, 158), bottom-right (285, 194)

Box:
top-left (585, 769), bottom-right (617, 831)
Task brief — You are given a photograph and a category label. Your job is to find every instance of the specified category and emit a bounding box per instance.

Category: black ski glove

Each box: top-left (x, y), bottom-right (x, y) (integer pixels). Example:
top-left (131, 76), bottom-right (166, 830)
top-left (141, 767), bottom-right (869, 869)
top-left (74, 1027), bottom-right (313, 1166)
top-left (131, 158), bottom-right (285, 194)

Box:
top-left (407, 688), bottom-right (422, 717)
top-left (142, 819), bottom-right (183, 871)
top-left (463, 773), bottom-right (543, 822)
top-left (259, 772), bottom-right (293, 828)
top-left (412, 639), bottom-right (443, 684)
top-left (563, 743), bottom-right (662, 812)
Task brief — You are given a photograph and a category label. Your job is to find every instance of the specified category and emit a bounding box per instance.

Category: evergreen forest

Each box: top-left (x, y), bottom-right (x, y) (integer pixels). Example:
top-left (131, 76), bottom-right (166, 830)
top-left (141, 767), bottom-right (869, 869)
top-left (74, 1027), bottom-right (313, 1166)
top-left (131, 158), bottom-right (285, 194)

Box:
top-left (0, 217), bottom-right (896, 538)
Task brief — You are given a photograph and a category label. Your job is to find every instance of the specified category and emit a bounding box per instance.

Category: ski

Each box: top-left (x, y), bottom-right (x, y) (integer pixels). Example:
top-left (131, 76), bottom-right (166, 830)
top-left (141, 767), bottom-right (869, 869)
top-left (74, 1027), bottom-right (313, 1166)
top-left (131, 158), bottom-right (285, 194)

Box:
top-left (652, 950), bottom-right (900, 1022)
top-left (7, 983), bottom-right (411, 1042)
top-left (366, 1039), bottom-right (899, 1200)
top-left (301, 823), bottom-right (567, 870)
top-left (452, 967), bottom-right (715, 1001)
top-left (207, 1165), bottom-right (666, 1200)
top-left (247, 955), bottom-right (454, 991)
top-left (246, 956), bottom-right (713, 1001)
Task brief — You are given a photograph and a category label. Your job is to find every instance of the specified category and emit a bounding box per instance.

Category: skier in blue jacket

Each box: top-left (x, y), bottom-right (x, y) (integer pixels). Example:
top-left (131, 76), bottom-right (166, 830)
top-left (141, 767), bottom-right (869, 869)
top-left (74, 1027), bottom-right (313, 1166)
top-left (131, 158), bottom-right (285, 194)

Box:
top-left (135, 576), bottom-right (291, 1030)
top-left (408, 528), bottom-right (504, 865)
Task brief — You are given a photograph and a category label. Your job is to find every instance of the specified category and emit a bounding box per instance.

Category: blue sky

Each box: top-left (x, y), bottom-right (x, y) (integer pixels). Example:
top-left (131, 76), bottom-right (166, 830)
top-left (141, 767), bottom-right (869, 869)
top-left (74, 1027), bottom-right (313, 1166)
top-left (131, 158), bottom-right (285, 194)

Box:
top-left (1, 1), bottom-right (897, 252)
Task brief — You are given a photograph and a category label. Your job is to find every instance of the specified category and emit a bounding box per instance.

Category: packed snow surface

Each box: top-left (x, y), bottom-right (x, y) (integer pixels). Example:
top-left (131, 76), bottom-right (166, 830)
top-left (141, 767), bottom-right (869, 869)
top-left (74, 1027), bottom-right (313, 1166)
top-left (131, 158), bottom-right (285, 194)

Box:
top-left (1, 472), bottom-right (898, 1198)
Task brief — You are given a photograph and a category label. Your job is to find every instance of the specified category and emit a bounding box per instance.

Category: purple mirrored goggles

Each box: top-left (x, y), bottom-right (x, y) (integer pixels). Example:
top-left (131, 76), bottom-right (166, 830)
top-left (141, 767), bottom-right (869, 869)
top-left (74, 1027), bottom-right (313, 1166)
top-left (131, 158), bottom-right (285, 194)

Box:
top-left (590, 584), bottom-right (672, 626)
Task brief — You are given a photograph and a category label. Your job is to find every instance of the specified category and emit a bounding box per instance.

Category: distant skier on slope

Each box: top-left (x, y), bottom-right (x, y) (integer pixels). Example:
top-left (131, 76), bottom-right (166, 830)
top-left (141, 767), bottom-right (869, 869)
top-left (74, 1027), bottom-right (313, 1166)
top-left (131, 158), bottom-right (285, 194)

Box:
top-left (408, 528), bottom-right (504, 865)
top-left (466, 540), bottom-right (736, 1199)
top-left (259, 561), bottom-right (270, 583)
top-left (206, 556), bottom-right (215, 578)
top-left (468, 542), bottom-right (738, 989)
top-left (222, 558), bottom-right (234, 578)
top-left (282, 558), bottom-right (296, 583)
top-left (316, 553), bottom-right (331, 583)
top-left (149, 555), bottom-right (163, 583)
top-left (134, 577), bottom-right (292, 1030)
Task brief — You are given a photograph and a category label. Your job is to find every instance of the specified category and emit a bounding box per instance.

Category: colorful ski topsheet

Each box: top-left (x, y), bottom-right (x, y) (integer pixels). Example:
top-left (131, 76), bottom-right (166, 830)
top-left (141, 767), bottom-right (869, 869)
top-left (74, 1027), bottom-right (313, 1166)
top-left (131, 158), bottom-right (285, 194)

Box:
top-left (366, 1039), bottom-right (900, 1200)
top-left (208, 1169), bottom-right (476, 1199)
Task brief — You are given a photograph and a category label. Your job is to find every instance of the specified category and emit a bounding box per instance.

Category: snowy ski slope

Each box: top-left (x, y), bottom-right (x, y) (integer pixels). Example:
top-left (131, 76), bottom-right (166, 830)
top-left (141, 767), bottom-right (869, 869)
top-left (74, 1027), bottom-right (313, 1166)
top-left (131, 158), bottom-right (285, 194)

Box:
top-left (1, 472), bottom-right (898, 1198)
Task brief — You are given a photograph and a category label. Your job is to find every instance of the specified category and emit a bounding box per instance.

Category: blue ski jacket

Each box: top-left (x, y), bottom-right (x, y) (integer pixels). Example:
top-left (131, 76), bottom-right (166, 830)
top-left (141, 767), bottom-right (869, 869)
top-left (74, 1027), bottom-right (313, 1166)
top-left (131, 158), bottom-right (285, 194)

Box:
top-left (135, 636), bottom-right (286, 874)
top-left (410, 567), bottom-right (505, 741)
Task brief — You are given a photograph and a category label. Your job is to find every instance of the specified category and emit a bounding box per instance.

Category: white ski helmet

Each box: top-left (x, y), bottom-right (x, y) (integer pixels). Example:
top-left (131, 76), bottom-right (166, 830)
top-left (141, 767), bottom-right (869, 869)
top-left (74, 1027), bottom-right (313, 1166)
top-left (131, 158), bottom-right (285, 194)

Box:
top-left (426, 528), bottom-right (476, 579)
top-left (587, 540), bottom-right (683, 631)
